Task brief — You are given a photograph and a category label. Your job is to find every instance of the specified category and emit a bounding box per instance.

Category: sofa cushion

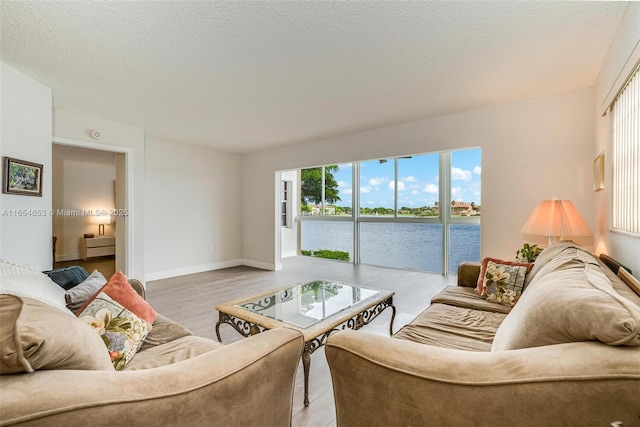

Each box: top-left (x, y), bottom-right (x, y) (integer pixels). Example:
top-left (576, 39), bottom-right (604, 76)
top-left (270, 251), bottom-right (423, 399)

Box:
top-left (0, 295), bottom-right (114, 374)
top-left (65, 269), bottom-right (107, 311)
top-left (394, 303), bottom-right (507, 351)
top-left (0, 259), bottom-right (71, 314)
top-left (42, 266), bottom-right (89, 290)
top-left (77, 271), bottom-right (156, 324)
top-left (492, 262), bottom-right (640, 351)
top-left (138, 314), bottom-right (193, 352)
top-left (431, 286), bottom-right (511, 314)
top-left (78, 292), bottom-right (151, 370)
top-left (523, 241), bottom-right (595, 290)
top-left (125, 336), bottom-right (223, 370)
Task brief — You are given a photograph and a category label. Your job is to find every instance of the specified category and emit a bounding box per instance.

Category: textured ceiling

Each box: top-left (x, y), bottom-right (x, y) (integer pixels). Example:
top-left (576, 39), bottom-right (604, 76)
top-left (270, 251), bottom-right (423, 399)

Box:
top-left (0, 2), bottom-right (628, 154)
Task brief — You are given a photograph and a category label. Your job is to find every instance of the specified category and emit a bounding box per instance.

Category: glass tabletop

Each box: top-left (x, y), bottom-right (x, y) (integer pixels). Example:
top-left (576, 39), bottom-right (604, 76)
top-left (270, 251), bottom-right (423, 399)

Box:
top-left (234, 280), bottom-right (382, 328)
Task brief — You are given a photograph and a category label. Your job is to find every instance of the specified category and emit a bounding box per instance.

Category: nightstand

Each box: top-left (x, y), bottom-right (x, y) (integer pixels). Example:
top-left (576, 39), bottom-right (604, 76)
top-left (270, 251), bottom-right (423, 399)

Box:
top-left (80, 235), bottom-right (115, 260)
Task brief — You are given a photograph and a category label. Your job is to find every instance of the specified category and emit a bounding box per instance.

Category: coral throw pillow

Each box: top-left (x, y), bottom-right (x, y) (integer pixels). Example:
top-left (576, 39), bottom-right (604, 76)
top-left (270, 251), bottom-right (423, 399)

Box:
top-left (476, 258), bottom-right (533, 307)
top-left (76, 271), bottom-right (156, 324)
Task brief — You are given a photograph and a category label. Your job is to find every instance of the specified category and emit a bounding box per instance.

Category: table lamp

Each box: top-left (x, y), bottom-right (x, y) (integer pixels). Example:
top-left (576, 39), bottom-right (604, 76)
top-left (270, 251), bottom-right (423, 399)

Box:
top-left (93, 214), bottom-right (111, 236)
top-left (520, 197), bottom-right (592, 245)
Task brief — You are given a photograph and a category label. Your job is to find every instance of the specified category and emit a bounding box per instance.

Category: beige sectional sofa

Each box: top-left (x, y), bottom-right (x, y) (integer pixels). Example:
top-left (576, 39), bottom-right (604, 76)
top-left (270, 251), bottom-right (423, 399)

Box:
top-left (0, 263), bottom-right (304, 426)
top-left (326, 242), bottom-right (640, 426)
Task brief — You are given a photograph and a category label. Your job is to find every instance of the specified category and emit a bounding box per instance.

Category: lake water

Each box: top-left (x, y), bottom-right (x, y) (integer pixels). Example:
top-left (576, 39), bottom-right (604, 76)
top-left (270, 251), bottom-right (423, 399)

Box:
top-left (301, 221), bottom-right (480, 274)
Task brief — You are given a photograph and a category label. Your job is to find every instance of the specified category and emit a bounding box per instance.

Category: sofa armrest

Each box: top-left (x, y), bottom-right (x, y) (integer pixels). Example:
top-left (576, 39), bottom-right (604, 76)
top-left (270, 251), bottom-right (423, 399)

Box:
top-left (457, 261), bottom-right (481, 288)
top-left (0, 328), bottom-right (303, 427)
top-left (127, 279), bottom-right (145, 299)
top-left (326, 330), bottom-right (640, 427)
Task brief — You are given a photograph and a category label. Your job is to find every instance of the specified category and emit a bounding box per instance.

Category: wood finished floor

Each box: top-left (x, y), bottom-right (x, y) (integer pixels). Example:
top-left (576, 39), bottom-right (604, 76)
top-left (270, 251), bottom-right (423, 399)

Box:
top-left (145, 256), bottom-right (456, 427)
top-left (54, 256), bottom-right (116, 278)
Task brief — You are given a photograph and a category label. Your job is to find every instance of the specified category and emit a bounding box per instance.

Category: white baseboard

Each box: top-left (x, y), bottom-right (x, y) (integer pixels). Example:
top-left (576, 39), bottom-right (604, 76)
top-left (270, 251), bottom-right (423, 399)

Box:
top-left (55, 253), bottom-right (80, 262)
top-left (144, 258), bottom-right (279, 282)
top-left (241, 259), bottom-right (278, 271)
top-left (144, 259), bottom-right (243, 282)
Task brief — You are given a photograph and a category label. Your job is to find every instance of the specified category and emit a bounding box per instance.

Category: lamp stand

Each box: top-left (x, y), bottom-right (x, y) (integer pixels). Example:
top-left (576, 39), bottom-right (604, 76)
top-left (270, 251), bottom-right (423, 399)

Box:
top-left (98, 224), bottom-right (105, 236)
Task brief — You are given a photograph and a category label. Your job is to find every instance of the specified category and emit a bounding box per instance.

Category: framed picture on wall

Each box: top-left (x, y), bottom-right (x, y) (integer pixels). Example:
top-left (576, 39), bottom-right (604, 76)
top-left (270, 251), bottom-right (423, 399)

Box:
top-left (2, 156), bottom-right (43, 197)
top-left (593, 152), bottom-right (605, 191)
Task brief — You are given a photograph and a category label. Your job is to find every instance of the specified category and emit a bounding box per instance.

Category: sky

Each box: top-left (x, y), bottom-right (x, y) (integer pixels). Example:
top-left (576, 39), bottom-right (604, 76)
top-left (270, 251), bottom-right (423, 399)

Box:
top-left (331, 148), bottom-right (481, 208)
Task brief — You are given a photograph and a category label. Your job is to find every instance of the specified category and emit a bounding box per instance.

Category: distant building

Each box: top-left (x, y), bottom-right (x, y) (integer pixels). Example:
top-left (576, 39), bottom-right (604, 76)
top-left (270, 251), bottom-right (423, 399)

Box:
top-left (434, 201), bottom-right (480, 216)
top-left (309, 204), bottom-right (335, 215)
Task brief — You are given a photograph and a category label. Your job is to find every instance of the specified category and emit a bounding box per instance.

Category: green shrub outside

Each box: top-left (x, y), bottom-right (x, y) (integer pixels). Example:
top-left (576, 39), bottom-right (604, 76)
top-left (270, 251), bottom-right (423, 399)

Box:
top-left (301, 249), bottom-right (350, 261)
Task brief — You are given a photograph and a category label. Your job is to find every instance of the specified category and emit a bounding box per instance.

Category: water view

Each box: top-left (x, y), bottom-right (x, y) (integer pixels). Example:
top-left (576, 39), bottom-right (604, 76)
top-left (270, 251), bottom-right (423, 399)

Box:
top-left (297, 149), bottom-right (482, 274)
top-left (301, 221), bottom-right (480, 274)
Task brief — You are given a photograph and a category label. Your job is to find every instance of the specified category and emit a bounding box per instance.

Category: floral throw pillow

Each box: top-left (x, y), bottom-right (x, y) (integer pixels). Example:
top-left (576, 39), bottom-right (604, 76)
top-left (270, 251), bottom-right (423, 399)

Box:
top-left (480, 261), bottom-right (531, 307)
top-left (78, 292), bottom-right (152, 370)
top-left (476, 257), bottom-right (533, 295)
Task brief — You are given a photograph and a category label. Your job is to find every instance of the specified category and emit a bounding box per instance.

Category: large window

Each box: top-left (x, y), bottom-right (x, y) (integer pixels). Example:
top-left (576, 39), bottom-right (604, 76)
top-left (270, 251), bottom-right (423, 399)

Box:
top-left (449, 149), bottom-right (482, 273)
top-left (612, 64), bottom-right (640, 235)
top-left (359, 159), bottom-right (396, 216)
top-left (300, 165), bottom-right (352, 217)
top-left (298, 148), bottom-right (481, 274)
top-left (300, 164), bottom-right (353, 261)
top-left (359, 222), bottom-right (443, 271)
top-left (300, 221), bottom-right (353, 261)
top-left (358, 154), bottom-right (440, 217)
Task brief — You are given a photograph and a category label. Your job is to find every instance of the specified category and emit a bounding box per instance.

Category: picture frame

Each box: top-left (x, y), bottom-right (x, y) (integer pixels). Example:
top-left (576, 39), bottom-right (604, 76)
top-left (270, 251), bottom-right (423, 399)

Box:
top-left (593, 152), bottom-right (604, 191)
top-left (2, 157), bottom-right (43, 197)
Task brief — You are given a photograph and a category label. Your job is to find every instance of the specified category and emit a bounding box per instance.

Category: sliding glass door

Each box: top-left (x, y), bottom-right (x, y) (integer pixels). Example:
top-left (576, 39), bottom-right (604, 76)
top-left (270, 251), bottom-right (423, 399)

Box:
top-left (298, 148), bottom-right (481, 274)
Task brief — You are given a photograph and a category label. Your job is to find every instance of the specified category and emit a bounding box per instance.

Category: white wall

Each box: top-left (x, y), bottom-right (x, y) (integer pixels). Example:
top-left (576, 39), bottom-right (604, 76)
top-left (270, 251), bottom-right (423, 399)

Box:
top-left (144, 137), bottom-right (243, 281)
top-left (0, 63), bottom-right (53, 270)
top-left (243, 88), bottom-right (595, 270)
top-left (593, 3), bottom-right (640, 275)
top-left (53, 109), bottom-right (146, 281)
top-left (52, 144), bottom-right (116, 260)
top-left (0, 60), bottom-right (606, 279)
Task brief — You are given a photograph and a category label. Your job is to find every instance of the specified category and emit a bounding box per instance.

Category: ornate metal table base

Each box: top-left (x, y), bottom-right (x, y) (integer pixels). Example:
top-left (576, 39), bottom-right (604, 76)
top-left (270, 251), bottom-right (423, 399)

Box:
top-left (215, 296), bottom-right (396, 407)
top-left (215, 312), bottom-right (266, 341)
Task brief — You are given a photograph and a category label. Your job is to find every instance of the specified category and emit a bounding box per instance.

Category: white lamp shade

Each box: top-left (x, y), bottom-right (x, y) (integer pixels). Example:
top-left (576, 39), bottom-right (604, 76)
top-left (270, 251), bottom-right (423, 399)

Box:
top-left (92, 215), bottom-right (111, 225)
top-left (521, 199), bottom-right (592, 240)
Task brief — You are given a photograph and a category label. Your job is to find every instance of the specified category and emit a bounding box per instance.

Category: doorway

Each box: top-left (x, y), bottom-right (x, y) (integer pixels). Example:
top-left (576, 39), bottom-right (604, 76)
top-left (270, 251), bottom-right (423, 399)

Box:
top-left (51, 138), bottom-right (132, 277)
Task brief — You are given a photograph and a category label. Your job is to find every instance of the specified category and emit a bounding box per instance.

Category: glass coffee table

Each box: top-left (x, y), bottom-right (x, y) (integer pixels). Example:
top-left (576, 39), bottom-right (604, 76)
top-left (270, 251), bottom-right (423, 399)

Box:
top-left (215, 279), bottom-right (395, 406)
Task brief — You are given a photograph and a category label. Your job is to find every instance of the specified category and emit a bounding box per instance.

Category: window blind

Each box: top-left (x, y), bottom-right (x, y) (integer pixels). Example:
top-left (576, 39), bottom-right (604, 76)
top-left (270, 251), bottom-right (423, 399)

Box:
top-left (612, 64), bottom-right (640, 235)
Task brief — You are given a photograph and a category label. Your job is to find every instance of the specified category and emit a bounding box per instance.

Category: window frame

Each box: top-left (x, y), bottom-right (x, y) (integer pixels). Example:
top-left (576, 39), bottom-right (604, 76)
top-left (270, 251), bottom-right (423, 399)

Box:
top-left (297, 148), bottom-right (481, 275)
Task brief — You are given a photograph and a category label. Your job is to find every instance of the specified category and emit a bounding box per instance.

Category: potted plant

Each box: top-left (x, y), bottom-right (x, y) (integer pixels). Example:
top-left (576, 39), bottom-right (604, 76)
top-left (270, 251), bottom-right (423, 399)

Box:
top-left (516, 243), bottom-right (542, 262)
